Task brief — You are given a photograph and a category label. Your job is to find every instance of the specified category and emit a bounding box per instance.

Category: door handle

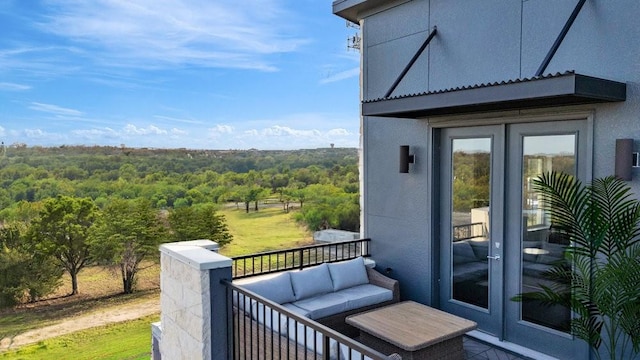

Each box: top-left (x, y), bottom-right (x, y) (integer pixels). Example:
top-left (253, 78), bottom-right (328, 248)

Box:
top-left (487, 255), bottom-right (501, 261)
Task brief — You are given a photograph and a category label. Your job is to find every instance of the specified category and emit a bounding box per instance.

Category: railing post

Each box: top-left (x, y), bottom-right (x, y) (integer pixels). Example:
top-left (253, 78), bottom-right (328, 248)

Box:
top-left (299, 248), bottom-right (304, 270)
top-left (157, 240), bottom-right (232, 360)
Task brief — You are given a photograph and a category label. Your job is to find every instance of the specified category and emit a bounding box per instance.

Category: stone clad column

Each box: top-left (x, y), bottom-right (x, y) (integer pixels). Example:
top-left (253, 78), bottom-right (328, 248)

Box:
top-left (157, 240), bottom-right (232, 360)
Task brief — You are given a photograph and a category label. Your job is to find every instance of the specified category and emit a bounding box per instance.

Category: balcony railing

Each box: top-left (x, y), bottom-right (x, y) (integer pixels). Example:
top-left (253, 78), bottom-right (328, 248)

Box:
top-left (232, 239), bottom-right (371, 279)
top-left (225, 280), bottom-right (391, 360)
top-left (453, 222), bottom-right (486, 242)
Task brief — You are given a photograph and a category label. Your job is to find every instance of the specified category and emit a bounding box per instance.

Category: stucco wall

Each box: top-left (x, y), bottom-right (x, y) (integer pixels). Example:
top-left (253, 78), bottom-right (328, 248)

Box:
top-left (362, 116), bottom-right (431, 301)
top-left (359, 0), bottom-right (640, 305)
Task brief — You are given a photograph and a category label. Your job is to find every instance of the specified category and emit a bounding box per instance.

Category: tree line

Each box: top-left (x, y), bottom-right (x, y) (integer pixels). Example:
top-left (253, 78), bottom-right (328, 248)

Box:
top-left (0, 146), bottom-right (359, 231)
top-left (0, 146), bottom-right (360, 307)
top-left (0, 196), bottom-right (231, 307)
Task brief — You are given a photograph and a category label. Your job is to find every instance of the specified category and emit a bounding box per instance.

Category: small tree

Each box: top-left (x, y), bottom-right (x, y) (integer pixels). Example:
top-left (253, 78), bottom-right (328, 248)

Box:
top-left (0, 224), bottom-right (63, 307)
top-left (514, 172), bottom-right (640, 360)
top-left (168, 204), bottom-right (233, 247)
top-left (28, 196), bottom-right (97, 295)
top-left (90, 198), bottom-right (168, 294)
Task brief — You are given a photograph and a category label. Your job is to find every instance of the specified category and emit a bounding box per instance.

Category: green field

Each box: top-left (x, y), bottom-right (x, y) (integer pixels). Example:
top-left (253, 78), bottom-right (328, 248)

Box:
top-left (0, 205), bottom-right (310, 359)
top-left (0, 315), bottom-right (159, 360)
top-left (219, 205), bottom-right (313, 257)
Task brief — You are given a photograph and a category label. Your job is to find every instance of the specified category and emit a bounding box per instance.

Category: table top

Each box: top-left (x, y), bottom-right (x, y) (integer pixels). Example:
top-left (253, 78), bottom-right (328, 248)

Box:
top-left (346, 301), bottom-right (477, 351)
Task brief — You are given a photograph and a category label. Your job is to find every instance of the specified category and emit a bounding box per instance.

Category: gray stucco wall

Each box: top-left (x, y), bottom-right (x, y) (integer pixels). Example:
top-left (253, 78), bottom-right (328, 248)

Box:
top-left (359, 0), bottom-right (640, 304)
top-left (363, 116), bottom-right (431, 302)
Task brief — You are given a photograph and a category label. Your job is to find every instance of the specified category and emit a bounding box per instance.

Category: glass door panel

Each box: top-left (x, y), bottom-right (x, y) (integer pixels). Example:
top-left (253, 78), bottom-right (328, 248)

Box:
top-left (520, 135), bottom-right (575, 332)
top-left (504, 121), bottom-right (590, 359)
top-left (451, 138), bottom-right (491, 309)
top-left (440, 125), bottom-right (503, 337)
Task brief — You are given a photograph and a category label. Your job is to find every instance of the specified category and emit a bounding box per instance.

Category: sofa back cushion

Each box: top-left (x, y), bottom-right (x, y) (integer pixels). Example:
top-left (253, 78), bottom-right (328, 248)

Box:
top-left (290, 263), bottom-right (334, 300)
top-left (327, 257), bottom-right (369, 291)
top-left (453, 241), bottom-right (477, 265)
top-left (241, 272), bottom-right (296, 304)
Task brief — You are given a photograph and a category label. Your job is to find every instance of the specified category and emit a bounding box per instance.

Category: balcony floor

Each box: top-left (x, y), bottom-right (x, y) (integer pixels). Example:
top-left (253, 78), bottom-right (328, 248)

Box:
top-left (464, 337), bottom-right (532, 360)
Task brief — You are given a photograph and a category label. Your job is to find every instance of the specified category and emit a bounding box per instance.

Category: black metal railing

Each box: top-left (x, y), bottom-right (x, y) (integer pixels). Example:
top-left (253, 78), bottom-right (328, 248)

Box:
top-left (232, 239), bottom-right (371, 279)
top-left (225, 281), bottom-right (390, 360)
top-left (453, 222), bottom-right (487, 242)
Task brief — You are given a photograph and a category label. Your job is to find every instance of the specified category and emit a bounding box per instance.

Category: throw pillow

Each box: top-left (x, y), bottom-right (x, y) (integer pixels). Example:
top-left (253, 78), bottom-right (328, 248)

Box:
top-left (290, 263), bottom-right (333, 300)
top-left (241, 272), bottom-right (296, 304)
top-left (327, 257), bottom-right (369, 291)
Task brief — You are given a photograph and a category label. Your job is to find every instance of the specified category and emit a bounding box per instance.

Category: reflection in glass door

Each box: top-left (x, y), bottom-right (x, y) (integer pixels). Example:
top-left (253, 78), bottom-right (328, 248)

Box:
top-left (451, 138), bottom-right (491, 309)
top-left (440, 126), bottom-right (503, 337)
top-left (520, 135), bottom-right (575, 332)
top-left (504, 121), bottom-right (590, 359)
top-left (440, 121), bottom-right (591, 359)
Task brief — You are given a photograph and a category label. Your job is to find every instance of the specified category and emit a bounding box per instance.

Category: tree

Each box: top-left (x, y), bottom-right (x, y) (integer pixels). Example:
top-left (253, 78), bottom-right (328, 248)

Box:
top-left (514, 172), bottom-right (640, 360)
top-left (90, 198), bottom-right (168, 294)
top-left (168, 204), bottom-right (233, 247)
top-left (227, 185), bottom-right (265, 213)
top-left (28, 195), bottom-right (98, 295)
top-left (294, 184), bottom-right (360, 231)
top-left (0, 223), bottom-right (63, 307)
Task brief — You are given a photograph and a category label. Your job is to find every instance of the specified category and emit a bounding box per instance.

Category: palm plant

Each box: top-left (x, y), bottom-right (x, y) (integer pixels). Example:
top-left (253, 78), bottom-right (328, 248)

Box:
top-left (514, 172), bottom-right (640, 360)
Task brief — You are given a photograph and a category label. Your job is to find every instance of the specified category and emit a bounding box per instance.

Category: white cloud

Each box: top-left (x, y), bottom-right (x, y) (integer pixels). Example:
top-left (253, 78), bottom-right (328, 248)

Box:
top-left (326, 128), bottom-right (350, 136)
top-left (24, 129), bottom-right (48, 138)
top-left (235, 124), bottom-right (354, 149)
top-left (171, 128), bottom-right (188, 136)
top-left (0, 82), bottom-right (31, 91)
top-left (320, 67), bottom-right (360, 84)
top-left (73, 125), bottom-right (188, 141)
top-left (260, 125), bottom-right (321, 137)
top-left (123, 124), bottom-right (168, 135)
top-left (209, 124), bottom-right (235, 137)
top-left (0, 126), bottom-right (5, 136)
top-left (72, 127), bottom-right (120, 139)
top-left (37, 0), bottom-right (309, 71)
top-left (154, 115), bottom-right (203, 125)
top-left (29, 102), bottom-right (84, 116)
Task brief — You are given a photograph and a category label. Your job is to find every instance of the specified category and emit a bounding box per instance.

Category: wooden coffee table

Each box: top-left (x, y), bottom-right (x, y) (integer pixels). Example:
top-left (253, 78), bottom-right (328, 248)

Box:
top-left (346, 301), bottom-right (477, 360)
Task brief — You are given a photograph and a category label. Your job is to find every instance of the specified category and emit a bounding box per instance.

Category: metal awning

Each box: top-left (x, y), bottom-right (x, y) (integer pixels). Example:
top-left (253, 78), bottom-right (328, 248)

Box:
top-left (362, 72), bottom-right (627, 118)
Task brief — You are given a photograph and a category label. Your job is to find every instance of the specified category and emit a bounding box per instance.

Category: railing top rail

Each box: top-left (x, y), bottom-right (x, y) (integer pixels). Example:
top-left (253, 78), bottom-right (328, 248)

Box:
top-left (231, 238), bottom-right (372, 279)
top-left (231, 238), bottom-right (371, 260)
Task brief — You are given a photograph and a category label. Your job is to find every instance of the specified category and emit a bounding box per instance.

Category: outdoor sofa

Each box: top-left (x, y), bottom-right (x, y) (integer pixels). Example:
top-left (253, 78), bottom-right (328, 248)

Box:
top-left (234, 256), bottom-right (400, 358)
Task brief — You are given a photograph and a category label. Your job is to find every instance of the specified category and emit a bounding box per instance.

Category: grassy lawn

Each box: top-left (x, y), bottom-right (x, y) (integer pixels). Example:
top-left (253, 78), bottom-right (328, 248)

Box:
top-left (0, 315), bottom-right (159, 360)
top-left (0, 204), bottom-right (311, 358)
top-left (219, 205), bottom-right (313, 257)
top-left (0, 265), bottom-right (159, 339)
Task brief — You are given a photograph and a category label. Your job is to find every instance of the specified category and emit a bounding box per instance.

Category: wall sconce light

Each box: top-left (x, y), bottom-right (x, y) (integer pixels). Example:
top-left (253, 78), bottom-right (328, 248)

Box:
top-left (399, 145), bottom-right (415, 173)
top-left (615, 138), bottom-right (635, 181)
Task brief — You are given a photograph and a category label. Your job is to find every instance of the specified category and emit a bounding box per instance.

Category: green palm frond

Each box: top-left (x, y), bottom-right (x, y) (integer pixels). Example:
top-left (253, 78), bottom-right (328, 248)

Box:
top-left (516, 172), bottom-right (640, 359)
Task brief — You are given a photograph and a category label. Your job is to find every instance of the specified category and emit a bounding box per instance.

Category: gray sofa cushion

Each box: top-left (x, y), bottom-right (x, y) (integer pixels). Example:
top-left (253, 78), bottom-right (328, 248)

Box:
top-left (241, 272), bottom-right (296, 304)
top-left (290, 263), bottom-right (334, 300)
top-left (453, 241), bottom-right (477, 265)
top-left (339, 284), bottom-right (393, 311)
top-left (280, 302), bottom-right (310, 317)
top-left (292, 284), bottom-right (393, 320)
top-left (250, 302), bottom-right (289, 331)
top-left (293, 292), bottom-right (349, 320)
top-left (327, 257), bottom-right (369, 291)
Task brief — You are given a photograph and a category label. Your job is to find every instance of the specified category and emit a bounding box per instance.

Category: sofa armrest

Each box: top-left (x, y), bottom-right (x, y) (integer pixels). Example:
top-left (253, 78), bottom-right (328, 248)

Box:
top-left (366, 267), bottom-right (400, 303)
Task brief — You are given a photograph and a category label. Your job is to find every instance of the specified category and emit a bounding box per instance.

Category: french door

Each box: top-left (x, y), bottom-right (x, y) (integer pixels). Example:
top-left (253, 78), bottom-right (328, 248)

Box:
top-left (439, 120), bottom-right (590, 359)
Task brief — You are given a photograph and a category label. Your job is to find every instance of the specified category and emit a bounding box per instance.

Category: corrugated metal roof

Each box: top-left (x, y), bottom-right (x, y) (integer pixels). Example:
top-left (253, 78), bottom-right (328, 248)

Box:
top-left (362, 71), bottom-right (626, 118)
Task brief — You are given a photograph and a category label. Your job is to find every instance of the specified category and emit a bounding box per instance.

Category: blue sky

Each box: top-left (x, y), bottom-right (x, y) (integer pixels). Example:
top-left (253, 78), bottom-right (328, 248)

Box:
top-left (0, 0), bottom-right (361, 150)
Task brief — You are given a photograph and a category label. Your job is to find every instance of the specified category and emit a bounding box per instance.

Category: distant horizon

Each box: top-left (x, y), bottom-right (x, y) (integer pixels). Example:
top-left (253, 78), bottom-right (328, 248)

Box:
top-left (1, 141), bottom-right (359, 152)
top-left (1, 1), bottom-right (361, 150)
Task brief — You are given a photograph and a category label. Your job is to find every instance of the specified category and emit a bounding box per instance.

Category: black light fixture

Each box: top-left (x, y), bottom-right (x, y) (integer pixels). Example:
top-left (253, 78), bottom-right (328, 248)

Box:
top-left (615, 138), bottom-right (633, 181)
top-left (399, 145), bottom-right (415, 173)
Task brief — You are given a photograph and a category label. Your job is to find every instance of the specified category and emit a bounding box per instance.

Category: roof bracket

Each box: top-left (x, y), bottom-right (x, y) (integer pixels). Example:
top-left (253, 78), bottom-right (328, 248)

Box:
top-left (384, 26), bottom-right (437, 99)
top-left (535, 0), bottom-right (586, 76)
